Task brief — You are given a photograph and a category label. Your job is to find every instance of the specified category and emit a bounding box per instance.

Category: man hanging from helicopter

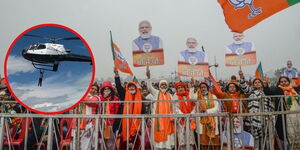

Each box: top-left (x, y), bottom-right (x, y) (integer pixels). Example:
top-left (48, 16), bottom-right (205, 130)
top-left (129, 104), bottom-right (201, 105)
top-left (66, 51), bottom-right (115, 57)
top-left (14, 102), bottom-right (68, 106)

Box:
top-left (37, 70), bottom-right (44, 87)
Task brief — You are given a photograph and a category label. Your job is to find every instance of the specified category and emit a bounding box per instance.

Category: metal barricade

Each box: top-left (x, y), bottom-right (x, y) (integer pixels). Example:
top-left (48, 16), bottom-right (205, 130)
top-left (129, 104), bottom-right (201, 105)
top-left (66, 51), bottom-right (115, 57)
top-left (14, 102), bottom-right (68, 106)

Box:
top-left (0, 95), bottom-right (300, 150)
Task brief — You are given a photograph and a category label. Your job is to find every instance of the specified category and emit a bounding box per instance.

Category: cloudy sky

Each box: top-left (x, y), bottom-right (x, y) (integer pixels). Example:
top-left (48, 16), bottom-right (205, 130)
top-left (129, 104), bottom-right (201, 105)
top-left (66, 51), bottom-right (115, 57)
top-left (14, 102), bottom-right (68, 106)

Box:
top-left (0, 0), bottom-right (299, 82)
top-left (6, 26), bottom-right (93, 112)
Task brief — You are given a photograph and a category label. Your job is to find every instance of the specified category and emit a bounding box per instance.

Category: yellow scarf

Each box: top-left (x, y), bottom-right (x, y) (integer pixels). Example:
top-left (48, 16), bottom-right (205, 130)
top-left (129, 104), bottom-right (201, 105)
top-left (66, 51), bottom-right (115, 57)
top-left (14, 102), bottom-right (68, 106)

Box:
top-left (198, 92), bottom-right (216, 138)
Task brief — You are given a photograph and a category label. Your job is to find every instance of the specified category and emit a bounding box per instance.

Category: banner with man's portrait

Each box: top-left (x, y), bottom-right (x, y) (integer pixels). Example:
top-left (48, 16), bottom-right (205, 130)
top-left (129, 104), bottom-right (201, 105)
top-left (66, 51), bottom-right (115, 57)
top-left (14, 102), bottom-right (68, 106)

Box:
top-left (132, 47), bottom-right (164, 67)
top-left (225, 41), bottom-right (257, 67)
top-left (225, 51), bottom-right (257, 67)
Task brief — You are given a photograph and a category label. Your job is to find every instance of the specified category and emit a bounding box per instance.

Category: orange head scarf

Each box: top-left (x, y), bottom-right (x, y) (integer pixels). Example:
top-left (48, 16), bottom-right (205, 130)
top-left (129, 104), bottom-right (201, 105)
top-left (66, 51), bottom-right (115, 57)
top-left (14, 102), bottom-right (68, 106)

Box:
top-left (175, 81), bottom-right (195, 113)
top-left (175, 81), bottom-right (196, 130)
top-left (122, 82), bottom-right (142, 141)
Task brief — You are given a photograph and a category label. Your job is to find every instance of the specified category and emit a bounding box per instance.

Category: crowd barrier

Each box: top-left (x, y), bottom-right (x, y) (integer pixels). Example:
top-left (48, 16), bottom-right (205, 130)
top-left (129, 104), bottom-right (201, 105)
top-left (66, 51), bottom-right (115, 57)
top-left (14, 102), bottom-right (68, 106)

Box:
top-left (0, 95), bottom-right (299, 150)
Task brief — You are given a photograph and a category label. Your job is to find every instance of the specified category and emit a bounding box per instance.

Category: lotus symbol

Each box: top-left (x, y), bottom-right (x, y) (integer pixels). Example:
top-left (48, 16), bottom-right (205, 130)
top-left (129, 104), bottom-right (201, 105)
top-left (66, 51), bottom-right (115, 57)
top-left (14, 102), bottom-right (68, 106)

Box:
top-left (228, 0), bottom-right (262, 19)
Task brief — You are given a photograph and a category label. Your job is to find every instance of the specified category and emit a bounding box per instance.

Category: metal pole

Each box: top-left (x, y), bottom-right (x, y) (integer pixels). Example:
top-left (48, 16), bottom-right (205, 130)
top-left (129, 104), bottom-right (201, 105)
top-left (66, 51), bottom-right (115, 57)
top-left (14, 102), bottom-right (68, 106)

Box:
top-left (76, 106), bottom-right (80, 150)
top-left (280, 98), bottom-right (288, 150)
top-left (229, 115), bottom-right (234, 150)
top-left (47, 118), bottom-right (53, 150)
top-left (173, 100), bottom-right (177, 150)
top-left (101, 102), bottom-right (105, 150)
top-left (141, 117), bottom-right (145, 150)
top-left (126, 103), bottom-right (129, 150)
top-left (24, 116), bottom-right (29, 150)
top-left (94, 118), bottom-right (99, 150)
top-left (238, 99), bottom-right (245, 150)
top-left (151, 116), bottom-right (155, 150)
top-left (219, 102), bottom-right (224, 150)
top-left (260, 96), bottom-right (264, 150)
top-left (268, 115), bottom-right (274, 150)
top-left (185, 117), bottom-right (190, 150)
top-left (196, 100), bottom-right (200, 150)
top-left (0, 117), bottom-right (4, 150)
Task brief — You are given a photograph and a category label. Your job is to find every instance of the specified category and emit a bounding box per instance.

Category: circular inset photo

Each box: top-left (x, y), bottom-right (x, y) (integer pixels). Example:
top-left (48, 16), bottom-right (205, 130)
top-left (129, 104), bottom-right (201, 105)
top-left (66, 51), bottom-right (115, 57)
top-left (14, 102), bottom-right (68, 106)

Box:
top-left (4, 24), bottom-right (95, 114)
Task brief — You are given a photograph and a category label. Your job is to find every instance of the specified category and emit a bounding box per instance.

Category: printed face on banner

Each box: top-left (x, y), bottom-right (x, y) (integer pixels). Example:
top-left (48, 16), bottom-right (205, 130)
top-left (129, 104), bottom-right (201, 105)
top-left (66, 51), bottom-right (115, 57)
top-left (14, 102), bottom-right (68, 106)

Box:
top-left (132, 23), bottom-right (164, 67)
top-left (225, 41), bottom-right (257, 66)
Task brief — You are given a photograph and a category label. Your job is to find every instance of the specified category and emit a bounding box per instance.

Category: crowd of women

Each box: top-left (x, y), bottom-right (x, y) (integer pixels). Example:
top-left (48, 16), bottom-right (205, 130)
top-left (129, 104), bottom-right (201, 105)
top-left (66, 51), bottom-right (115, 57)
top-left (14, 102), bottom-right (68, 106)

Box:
top-left (77, 67), bottom-right (300, 150)
top-left (1, 65), bottom-right (300, 150)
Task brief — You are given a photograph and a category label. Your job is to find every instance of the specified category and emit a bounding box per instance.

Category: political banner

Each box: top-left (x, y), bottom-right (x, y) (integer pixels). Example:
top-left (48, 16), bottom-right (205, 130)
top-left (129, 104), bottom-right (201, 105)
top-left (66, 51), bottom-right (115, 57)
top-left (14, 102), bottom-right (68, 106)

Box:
top-left (225, 51), bottom-right (257, 67)
top-left (178, 61), bottom-right (209, 78)
top-left (133, 49), bottom-right (164, 67)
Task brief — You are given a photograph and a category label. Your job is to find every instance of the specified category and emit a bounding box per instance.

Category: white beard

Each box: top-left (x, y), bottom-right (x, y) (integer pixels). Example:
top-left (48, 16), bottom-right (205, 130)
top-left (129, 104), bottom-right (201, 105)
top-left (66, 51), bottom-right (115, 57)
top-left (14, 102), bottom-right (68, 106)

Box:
top-left (234, 40), bottom-right (243, 44)
top-left (140, 32), bottom-right (151, 39)
top-left (160, 89), bottom-right (167, 93)
top-left (187, 47), bottom-right (197, 53)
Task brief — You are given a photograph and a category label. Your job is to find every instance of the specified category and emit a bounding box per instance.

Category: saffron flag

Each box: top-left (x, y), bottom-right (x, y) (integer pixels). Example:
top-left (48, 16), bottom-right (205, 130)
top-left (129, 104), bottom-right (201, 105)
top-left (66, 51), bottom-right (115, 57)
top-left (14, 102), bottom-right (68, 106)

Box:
top-left (218, 0), bottom-right (300, 33)
top-left (255, 62), bottom-right (264, 80)
top-left (295, 77), bottom-right (300, 86)
top-left (208, 71), bottom-right (223, 97)
top-left (110, 32), bottom-right (133, 76)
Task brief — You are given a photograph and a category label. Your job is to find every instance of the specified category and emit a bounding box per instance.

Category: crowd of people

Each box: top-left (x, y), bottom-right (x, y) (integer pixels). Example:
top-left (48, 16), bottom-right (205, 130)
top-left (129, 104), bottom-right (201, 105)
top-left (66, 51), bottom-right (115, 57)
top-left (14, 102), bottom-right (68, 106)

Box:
top-left (77, 62), bottom-right (300, 150)
top-left (0, 60), bottom-right (300, 150)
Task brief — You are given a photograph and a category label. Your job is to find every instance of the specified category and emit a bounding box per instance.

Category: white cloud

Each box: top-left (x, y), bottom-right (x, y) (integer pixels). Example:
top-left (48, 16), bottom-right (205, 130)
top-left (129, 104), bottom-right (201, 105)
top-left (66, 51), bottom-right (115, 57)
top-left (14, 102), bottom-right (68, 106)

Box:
top-left (32, 102), bottom-right (58, 109)
top-left (7, 55), bottom-right (35, 75)
top-left (10, 72), bottom-right (91, 112)
top-left (76, 72), bottom-right (93, 85)
top-left (66, 71), bottom-right (72, 78)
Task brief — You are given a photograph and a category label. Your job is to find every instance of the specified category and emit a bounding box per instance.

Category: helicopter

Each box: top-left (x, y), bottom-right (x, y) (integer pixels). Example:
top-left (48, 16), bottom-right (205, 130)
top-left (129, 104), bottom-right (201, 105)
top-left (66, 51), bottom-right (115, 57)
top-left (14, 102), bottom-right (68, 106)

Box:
top-left (21, 34), bottom-right (92, 86)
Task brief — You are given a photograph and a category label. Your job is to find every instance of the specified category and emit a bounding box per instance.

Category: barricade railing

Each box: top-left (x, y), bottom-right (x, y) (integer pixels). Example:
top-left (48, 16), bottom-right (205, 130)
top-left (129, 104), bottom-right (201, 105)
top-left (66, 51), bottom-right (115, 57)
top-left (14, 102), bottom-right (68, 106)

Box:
top-left (0, 95), bottom-right (299, 150)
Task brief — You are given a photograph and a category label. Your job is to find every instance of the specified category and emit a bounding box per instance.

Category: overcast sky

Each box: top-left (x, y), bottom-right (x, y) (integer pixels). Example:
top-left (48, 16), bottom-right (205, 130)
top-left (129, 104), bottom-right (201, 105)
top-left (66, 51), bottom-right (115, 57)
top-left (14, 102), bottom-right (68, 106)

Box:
top-left (1, 0), bottom-right (300, 81)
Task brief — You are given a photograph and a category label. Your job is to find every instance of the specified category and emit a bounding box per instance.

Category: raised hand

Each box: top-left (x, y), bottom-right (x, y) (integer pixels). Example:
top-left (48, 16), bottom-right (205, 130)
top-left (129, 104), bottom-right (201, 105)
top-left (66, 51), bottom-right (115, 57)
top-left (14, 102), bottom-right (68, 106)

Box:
top-left (114, 67), bottom-right (119, 77)
top-left (189, 77), bottom-right (195, 88)
top-left (238, 70), bottom-right (244, 80)
top-left (146, 66), bottom-right (151, 79)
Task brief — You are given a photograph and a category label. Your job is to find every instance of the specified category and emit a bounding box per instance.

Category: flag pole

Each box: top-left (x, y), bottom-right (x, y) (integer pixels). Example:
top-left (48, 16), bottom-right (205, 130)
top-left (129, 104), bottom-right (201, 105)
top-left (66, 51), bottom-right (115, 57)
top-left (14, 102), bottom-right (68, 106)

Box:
top-left (109, 31), bottom-right (116, 67)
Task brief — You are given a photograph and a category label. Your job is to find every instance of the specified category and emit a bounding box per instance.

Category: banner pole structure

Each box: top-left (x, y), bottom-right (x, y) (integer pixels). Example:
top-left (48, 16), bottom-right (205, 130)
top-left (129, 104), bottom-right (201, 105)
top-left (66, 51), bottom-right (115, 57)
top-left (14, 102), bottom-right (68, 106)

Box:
top-left (214, 56), bottom-right (218, 80)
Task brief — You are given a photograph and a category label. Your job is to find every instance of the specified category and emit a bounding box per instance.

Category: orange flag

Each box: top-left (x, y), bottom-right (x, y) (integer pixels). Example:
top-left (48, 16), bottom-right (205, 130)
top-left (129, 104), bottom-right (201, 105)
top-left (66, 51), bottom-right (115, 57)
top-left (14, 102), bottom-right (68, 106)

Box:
top-left (295, 77), bottom-right (300, 86)
top-left (110, 32), bottom-right (133, 76)
top-left (209, 71), bottom-right (223, 98)
top-left (112, 42), bottom-right (133, 76)
top-left (218, 0), bottom-right (300, 33)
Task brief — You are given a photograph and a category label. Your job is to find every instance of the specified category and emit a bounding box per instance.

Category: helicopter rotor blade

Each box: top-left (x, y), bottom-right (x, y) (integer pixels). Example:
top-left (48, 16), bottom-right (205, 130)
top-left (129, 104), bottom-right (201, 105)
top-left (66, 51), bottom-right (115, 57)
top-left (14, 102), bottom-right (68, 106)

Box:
top-left (23, 34), bottom-right (51, 41)
top-left (24, 34), bottom-right (80, 43)
top-left (55, 37), bottom-right (80, 41)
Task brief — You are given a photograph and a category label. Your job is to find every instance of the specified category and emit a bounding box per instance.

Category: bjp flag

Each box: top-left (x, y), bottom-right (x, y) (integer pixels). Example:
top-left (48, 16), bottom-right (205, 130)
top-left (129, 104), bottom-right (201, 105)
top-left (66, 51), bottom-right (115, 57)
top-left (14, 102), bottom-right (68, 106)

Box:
top-left (218, 0), bottom-right (300, 33)
top-left (255, 62), bottom-right (264, 80)
top-left (110, 32), bottom-right (133, 76)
